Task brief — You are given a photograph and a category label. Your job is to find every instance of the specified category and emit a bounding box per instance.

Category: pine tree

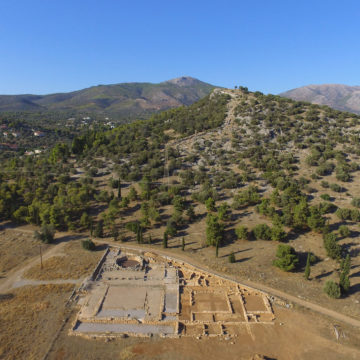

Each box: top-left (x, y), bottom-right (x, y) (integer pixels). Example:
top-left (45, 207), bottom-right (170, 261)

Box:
top-left (304, 252), bottom-right (311, 280)
top-left (339, 254), bottom-right (351, 294)
top-left (136, 228), bottom-right (141, 244)
top-left (163, 232), bottom-right (168, 248)
top-left (181, 237), bottom-right (185, 251)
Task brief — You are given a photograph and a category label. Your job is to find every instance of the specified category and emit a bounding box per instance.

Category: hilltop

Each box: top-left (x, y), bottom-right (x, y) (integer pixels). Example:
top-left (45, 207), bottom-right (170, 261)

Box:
top-left (0, 76), bottom-right (215, 120)
top-left (280, 84), bottom-right (360, 114)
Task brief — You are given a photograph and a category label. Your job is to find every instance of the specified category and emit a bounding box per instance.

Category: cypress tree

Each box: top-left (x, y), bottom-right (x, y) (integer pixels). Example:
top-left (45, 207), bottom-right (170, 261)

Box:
top-left (304, 252), bottom-right (311, 280)
top-left (163, 232), bottom-right (168, 248)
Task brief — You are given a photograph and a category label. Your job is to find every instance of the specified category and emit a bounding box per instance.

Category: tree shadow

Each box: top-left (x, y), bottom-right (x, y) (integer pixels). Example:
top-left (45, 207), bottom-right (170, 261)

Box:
top-left (0, 293), bottom-right (14, 302)
top-left (348, 283), bottom-right (360, 295)
top-left (235, 256), bottom-right (252, 263)
top-left (315, 270), bottom-right (334, 280)
top-left (53, 234), bottom-right (86, 245)
top-left (350, 270), bottom-right (360, 278)
top-left (221, 248), bottom-right (252, 258)
top-left (95, 244), bottom-right (108, 252)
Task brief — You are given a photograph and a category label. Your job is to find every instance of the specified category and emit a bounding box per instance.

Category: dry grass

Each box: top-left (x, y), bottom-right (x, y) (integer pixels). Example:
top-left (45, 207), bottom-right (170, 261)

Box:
top-left (23, 241), bottom-right (103, 281)
top-left (0, 284), bottom-right (73, 360)
top-left (0, 229), bottom-right (50, 274)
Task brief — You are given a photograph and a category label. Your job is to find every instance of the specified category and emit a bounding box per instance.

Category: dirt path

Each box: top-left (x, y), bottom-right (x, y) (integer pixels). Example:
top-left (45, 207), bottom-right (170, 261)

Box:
top-left (96, 240), bottom-right (360, 329)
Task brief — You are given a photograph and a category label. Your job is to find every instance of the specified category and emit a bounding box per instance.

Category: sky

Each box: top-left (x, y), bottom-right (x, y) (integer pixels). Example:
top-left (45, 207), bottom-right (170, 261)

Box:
top-left (0, 0), bottom-right (359, 95)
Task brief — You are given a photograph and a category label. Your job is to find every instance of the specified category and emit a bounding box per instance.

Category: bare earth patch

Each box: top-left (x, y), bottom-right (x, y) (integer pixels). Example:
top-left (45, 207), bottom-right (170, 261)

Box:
top-left (23, 241), bottom-right (103, 280)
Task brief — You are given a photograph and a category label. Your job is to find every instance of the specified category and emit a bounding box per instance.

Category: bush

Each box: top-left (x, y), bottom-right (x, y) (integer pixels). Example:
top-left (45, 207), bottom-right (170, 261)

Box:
top-left (320, 193), bottom-right (331, 201)
top-left (82, 239), bottom-right (96, 251)
top-left (339, 225), bottom-right (350, 237)
top-left (235, 225), bottom-right (249, 240)
top-left (323, 232), bottom-right (342, 259)
top-left (252, 224), bottom-right (272, 240)
top-left (273, 244), bottom-right (299, 271)
top-left (229, 252), bottom-right (235, 263)
top-left (34, 224), bottom-right (56, 244)
top-left (323, 280), bottom-right (341, 299)
top-left (351, 197), bottom-right (360, 208)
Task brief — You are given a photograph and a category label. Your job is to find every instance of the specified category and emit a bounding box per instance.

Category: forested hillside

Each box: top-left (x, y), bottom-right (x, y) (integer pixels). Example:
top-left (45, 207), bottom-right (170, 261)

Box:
top-left (1, 86), bottom-right (360, 307)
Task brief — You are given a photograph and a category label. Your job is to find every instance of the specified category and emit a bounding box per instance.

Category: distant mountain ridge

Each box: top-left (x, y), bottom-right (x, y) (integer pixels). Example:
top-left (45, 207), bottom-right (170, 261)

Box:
top-left (280, 84), bottom-right (360, 114)
top-left (0, 76), bottom-right (216, 119)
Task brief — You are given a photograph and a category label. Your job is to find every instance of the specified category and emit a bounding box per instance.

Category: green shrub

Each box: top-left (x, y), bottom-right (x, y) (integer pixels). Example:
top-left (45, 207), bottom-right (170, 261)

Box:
top-left (273, 244), bottom-right (299, 271)
top-left (82, 239), bottom-right (96, 251)
top-left (323, 280), bottom-right (341, 299)
top-left (235, 225), bottom-right (249, 240)
top-left (229, 252), bottom-right (235, 263)
top-left (252, 224), bottom-right (271, 240)
top-left (339, 225), bottom-right (350, 237)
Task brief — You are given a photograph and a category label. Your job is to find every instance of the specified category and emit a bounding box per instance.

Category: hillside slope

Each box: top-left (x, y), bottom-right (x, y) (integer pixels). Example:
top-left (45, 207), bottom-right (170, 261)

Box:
top-left (280, 84), bottom-right (360, 114)
top-left (0, 77), bottom-right (215, 119)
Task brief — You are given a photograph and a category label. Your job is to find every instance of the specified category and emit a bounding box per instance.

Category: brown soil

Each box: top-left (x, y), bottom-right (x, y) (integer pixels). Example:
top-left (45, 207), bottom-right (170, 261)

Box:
top-left (0, 284), bottom-right (73, 360)
top-left (23, 241), bottom-right (103, 280)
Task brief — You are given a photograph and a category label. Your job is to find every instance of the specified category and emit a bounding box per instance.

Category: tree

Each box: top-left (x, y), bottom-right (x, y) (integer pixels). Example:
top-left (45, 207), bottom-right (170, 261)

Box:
top-left (304, 252), bottom-right (311, 280)
top-left (339, 254), bottom-right (351, 294)
top-left (94, 220), bottom-right (104, 238)
top-left (128, 187), bottom-right (138, 201)
top-left (181, 237), bottom-right (185, 251)
top-left (323, 280), bottom-right (341, 299)
top-left (206, 214), bottom-right (224, 246)
top-left (82, 239), bottom-right (95, 251)
top-left (215, 239), bottom-right (219, 257)
top-left (273, 244), bottom-right (299, 272)
top-left (235, 225), bottom-right (249, 240)
top-left (229, 252), bottom-right (235, 263)
top-left (339, 225), bottom-right (350, 238)
top-left (270, 225), bottom-right (287, 242)
top-left (80, 212), bottom-right (91, 229)
top-left (186, 206), bottom-right (196, 222)
top-left (34, 224), bottom-right (56, 244)
top-left (205, 197), bottom-right (216, 212)
top-left (323, 232), bottom-right (341, 259)
top-left (163, 232), bottom-right (168, 248)
top-left (253, 224), bottom-right (271, 240)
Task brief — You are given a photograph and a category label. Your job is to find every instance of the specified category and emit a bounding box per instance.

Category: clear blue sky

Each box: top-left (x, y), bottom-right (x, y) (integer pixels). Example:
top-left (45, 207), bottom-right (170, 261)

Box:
top-left (1, 0), bottom-right (359, 95)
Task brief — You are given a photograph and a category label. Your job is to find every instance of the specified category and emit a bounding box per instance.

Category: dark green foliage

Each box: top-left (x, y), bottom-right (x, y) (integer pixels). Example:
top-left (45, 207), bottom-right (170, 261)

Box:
top-left (94, 220), bottom-right (104, 238)
top-left (304, 252), bottom-right (311, 280)
top-left (320, 193), bottom-right (331, 201)
top-left (273, 244), bottom-right (299, 272)
top-left (229, 252), bottom-right (235, 263)
top-left (232, 186), bottom-right (261, 209)
top-left (206, 214), bottom-right (224, 246)
top-left (270, 225), bottom-right (287, 242)
top-left (125, 221), bottom-right (141, 234)
top-left (323, 232), bottom-right (342, 259)
top-left (253, 224), bottom-right (272, 240)
top-left (351, 197), bottom-right (360, 208)
top-left (235, 225), bottom-right (249, 240)
top-left (82, 239), bottom-right (95, 251)
top-left (339, 254), bottom-right (351, 294)
top-left (323, 280), bottom-right (341, 299)
top-left (339, 225), bottom-right (350, 237)
top-left (163, 232), bottom-right (168, 248)
top-left (205, 197), bottom-right (216, 212)
top-left (34, 224), bottom-right (56, 244)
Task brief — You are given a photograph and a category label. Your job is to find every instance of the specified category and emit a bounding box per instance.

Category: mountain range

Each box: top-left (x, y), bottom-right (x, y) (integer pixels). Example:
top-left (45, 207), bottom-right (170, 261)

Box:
top-left (280, 84), bottom-right (360, 114)
top-left (0, 76), bottom-right (215, 120)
